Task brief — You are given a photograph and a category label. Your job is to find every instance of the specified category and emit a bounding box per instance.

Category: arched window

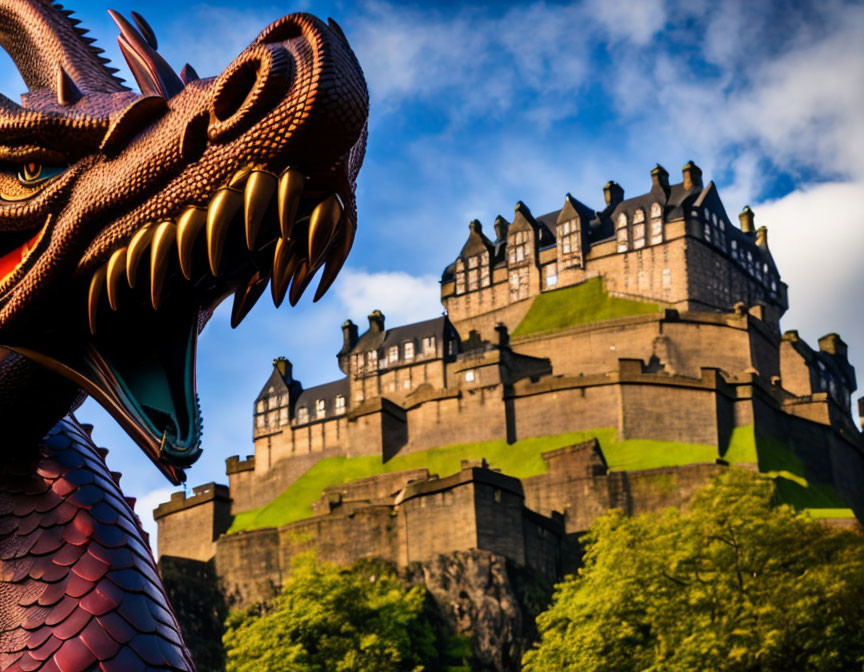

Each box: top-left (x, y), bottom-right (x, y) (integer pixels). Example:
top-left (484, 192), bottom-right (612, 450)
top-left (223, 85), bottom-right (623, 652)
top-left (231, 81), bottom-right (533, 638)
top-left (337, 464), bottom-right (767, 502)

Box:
top-left (650, 202), bottom-right (663, 245)
top-left (632, 209), bottom-right (646, 249)
top-left (296, 406), bottom-right (308, 424)
top-left (616, 213), bottom-right (629, 253)
top-left (315, 399), bottom-right (326, 419)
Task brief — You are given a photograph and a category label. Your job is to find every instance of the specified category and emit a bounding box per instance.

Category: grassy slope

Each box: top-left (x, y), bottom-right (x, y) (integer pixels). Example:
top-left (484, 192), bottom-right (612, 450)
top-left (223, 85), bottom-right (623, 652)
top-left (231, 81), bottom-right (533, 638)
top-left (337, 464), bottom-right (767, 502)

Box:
top-left (228, 429), bottom-right (721, 533)
top-left (511, 277), bottom-right (662, 338)
top-left (724, 425), bottom-right (852, 517)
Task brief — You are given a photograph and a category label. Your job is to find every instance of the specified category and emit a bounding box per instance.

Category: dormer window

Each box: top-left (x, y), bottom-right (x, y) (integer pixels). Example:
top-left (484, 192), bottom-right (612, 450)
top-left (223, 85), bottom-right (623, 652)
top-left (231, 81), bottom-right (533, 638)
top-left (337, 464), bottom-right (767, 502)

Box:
top-left (422, 336), bottom-right (436, 356)
top-left (388, 345), bottom-right (398, 363)
top-left (632, 209), bottom-right (646, 249)
top-left (649, 202), bottom-right (663, 245)
top-left (335, 395), bottom-right (346, 415)
top-left (508, 231), bottom-right (529, 265)
top-left (404, 341), bottom-right (415, 361)
top-left (297, 406), bottom-right (308, 424)
top-left (455, 258), bottom-right (465, 295)
top-left (558, 218), bottom-right (582, 267)
top-left (616, 213), bottom-right (629, 253)
top-left (315, 399), bottom-right (326, 419)
top-left (480, 251), bottom-right (490, 287)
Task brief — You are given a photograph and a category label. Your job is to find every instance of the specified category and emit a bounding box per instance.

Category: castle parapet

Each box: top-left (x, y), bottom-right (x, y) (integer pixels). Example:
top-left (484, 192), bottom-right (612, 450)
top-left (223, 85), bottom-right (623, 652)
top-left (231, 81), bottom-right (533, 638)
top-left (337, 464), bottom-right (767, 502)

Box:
top-left (154, 482), bottom-right (231, 562)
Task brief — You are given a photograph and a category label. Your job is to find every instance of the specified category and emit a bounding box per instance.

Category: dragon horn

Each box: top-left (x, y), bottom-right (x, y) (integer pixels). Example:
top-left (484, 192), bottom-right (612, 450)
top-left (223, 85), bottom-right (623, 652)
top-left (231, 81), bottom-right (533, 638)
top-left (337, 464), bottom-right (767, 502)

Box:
top-left (108, 10), bottom-right (184, 99)
top-left (0, 0), bottom-right (127, 97)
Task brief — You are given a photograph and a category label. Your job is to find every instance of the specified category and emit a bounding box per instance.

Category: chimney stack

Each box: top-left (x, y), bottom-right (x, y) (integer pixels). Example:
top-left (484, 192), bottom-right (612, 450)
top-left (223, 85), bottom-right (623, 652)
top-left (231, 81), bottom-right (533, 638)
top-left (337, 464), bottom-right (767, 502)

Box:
top-left (755, 225), bottom-right (769, 250)
top-left (341, 319), bottom-right (358, 351)
top-left (493, 216), bottom-right (510, 242)
top-left (368, 310), bottom-right (385, 332)
top-left (681, 160), bottom-right (703, 190)
top-left (273, 356), bottom-right (292, 379)
top-left (739, 206), bottom-right (755, 235)
top-left (650, 164), bottom-right (670, 197)
top-left (603, 181), bottom-right (624, 208)
top-left (468, 219), bottom-right (482, 235)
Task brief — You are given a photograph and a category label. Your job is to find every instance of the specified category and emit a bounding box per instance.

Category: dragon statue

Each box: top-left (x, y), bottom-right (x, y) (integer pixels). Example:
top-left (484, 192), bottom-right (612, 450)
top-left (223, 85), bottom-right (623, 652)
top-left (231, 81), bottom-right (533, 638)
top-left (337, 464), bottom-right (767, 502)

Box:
top-left (0, 1), bottom-right (368, 670)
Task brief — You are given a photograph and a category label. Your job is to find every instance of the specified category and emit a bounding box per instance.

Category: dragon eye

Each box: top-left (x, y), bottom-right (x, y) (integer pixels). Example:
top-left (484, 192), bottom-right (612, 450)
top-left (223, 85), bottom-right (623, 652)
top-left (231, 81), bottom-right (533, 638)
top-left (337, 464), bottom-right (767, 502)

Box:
top-left (17, 163), bottom-right (64, 184)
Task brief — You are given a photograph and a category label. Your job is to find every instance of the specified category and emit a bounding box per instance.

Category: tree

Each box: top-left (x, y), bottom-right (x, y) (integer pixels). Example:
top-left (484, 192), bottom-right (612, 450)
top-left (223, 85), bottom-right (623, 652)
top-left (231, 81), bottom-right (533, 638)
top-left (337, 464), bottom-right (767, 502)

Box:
top-left (223, 553), bottom-right (470, 672)
top-left (523, 468), bottom-right (864, 672)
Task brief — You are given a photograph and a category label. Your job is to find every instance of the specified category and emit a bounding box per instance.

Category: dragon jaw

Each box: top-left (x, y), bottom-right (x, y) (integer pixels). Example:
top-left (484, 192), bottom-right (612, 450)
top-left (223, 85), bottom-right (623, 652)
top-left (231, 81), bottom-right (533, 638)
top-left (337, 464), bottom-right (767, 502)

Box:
top-left (0, 3), bottom-right (368, 484)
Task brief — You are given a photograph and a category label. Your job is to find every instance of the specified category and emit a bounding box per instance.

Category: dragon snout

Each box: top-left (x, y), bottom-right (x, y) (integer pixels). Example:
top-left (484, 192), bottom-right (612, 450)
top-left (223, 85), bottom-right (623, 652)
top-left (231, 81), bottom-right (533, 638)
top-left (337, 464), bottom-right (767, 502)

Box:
top-left (209, 43), bottom-right (293, 141)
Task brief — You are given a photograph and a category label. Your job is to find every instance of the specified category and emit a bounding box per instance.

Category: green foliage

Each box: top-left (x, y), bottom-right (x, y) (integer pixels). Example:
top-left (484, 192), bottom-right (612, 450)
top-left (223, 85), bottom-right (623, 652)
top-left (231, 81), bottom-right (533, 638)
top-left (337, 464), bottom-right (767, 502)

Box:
top-left (228, 429), bottom-right (724, 533)
top-left (511, 277), bottom-right (662, 338)
top-left (523, 469), bottom-right (864, 672)
top-left (223, 554), bottom-right (470, 672)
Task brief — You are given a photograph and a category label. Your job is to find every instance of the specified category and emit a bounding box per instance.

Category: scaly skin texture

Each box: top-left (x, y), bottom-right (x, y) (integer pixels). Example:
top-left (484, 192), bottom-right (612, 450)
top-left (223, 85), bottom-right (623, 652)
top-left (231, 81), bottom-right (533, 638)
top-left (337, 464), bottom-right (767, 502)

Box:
top-left (0, 1), bottom-right (368, 670)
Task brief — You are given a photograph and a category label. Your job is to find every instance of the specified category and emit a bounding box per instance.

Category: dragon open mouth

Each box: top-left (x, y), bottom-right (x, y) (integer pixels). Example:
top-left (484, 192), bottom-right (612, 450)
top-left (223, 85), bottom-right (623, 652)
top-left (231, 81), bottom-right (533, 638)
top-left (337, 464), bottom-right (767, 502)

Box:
top-left (71, 164), bottom-right (354, 482)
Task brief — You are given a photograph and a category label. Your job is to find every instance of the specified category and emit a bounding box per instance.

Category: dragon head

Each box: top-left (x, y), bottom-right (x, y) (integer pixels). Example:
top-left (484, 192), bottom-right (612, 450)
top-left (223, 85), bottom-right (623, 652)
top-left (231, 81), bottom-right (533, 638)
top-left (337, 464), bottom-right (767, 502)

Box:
top-left (0, 2), bottom-right (368, 483)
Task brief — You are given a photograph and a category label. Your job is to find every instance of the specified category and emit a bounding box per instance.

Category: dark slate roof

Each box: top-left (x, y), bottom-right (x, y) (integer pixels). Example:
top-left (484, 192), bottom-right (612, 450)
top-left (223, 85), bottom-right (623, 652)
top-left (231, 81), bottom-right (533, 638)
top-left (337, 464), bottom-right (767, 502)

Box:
top-left (441, 261), bottom-right (456, 283)
top-left (354, 316), bottom-right (450, 354)
top-left (255, 367), bottom-right (292, 403)
top-left (459, 220), bottom-right (495, 259)
top-left (294, 377), bottom-right (350, 418)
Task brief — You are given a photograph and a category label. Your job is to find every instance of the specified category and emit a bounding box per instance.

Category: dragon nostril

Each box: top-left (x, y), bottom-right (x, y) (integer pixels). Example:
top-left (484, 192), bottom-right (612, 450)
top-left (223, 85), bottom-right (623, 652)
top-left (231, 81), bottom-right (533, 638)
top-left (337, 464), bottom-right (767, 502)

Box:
top-left (208, 44), bottom-right (293, 142)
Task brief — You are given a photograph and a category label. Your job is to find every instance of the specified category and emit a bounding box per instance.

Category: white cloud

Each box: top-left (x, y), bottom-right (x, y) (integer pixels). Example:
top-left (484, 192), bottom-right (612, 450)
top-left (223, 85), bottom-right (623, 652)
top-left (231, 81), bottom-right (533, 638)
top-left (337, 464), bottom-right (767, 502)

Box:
top-left (757, 180), bottom-right (864, 367)
top-left (584, 0), bottom-right (669, 46)
top-left (335, 267), bottom-right (442, 327)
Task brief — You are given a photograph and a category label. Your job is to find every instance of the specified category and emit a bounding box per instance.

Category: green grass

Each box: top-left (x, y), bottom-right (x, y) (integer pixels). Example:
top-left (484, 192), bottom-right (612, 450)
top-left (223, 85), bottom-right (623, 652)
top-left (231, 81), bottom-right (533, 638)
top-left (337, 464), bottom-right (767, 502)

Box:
top-left (227, 429), bottom-right (722, 534)
top-left (724, 426), bottom-right (852, 517)
top-left (228, 423), bottom-right (857, 534)
top-left (511, 277), bottom-right (662, 338)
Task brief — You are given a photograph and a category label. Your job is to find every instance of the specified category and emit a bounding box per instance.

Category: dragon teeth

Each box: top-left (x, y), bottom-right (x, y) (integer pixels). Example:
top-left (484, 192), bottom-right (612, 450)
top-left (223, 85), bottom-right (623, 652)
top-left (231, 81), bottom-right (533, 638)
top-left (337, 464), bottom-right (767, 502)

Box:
top-left (231, 270), bottom-right (270, 329)
top-left (88, 266), bottom-right (107, 334)
top-left (270, 237), bottom-right (296, 308)
top-left (150, 220), bottom-right (176, 310)
top-left (308, 194), bottom-right (344, 268)
top-left (314, 214), bottom-right (355, 302)
top-left (126, 222), bottom-right (155, 288)
top-left (106, 247), bottom-right (127, 311)
top-left (206, 187), bottom-right (243, 276)
top-left (176, 206), bottom-right (207, 280)
top-left (244, 170), bottom-right (277, 251)
top-left (87, 169), bottom-right (349, 329)
top-left (277, 168), bottom-right (304, 240)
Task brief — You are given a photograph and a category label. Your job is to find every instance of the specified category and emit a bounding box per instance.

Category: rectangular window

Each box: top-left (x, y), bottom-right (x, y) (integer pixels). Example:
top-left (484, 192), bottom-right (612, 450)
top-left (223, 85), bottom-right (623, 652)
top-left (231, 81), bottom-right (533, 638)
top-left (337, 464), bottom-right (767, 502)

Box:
top-left (388, 345), bottom-right (398, 363)
top-left (279, 407), bottom-right (289, 425)
top-left (335, 395), bottom-right (346, 415)
top-left (468, 256), bottom-right (478, 268)
top-left (297, 406), bottom-right (308, 424)
top-left (256, 414), bottom-right (264, 428)
top-left (315, 399), bottom-right (326, 419)
top-left (633, 223), bottom-right (645, 249)
top-left (366, 350), bottom-right (377, 370)
top-left (404, 341), bottom-right (414, 361)
top-left (256, 400), bottom-right (265, 413)
top-left (422, 336), bottom-right (436, 355)
top-left (464, 370), bottom-right (475, 382)
top-left (467, 269), bottom-right (479, 290)
top-left (650, 219), bottom-right (663, 245)
top-left (481, 266), bottom-right (490, 287)
top-left (545, 263), bottom-right (558, 288)
top-left (617, 227), bottom-right (629, 253)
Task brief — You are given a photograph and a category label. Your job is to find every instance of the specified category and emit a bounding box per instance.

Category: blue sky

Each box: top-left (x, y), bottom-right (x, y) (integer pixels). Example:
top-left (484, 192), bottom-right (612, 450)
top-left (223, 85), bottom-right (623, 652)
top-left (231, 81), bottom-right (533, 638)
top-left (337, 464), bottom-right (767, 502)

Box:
top-left (3, 0), bottom-right (863, 547)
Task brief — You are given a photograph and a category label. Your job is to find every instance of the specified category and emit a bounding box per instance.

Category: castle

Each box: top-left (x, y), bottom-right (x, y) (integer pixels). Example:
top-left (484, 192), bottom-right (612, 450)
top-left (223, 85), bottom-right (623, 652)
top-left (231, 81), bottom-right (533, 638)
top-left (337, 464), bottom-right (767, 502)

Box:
top-left (155, 162), bottom-right (864, 608)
